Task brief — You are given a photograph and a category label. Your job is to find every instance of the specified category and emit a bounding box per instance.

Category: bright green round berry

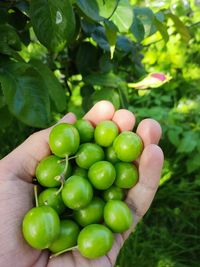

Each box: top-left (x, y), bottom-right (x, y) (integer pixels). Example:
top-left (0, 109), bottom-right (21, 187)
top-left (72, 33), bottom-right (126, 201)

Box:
top-left (102, 185), bottom-right (125, 201)
top-left (94, 120), bottom-right (118, 147)
top-left (75, 119), bottom-right (94, 143)
top-left (115, 162), bottom-right (138, 189)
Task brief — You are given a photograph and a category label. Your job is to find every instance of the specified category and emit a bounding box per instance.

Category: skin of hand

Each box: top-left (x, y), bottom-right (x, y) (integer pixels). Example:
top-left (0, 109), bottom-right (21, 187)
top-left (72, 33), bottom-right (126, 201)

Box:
top-left (0, 101), bottom-right (164, 267)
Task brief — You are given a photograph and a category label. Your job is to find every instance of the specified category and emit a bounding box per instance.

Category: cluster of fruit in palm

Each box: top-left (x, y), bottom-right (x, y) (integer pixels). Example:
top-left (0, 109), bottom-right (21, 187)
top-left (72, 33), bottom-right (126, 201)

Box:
top-left (22, 119), bottom-right (143, 259)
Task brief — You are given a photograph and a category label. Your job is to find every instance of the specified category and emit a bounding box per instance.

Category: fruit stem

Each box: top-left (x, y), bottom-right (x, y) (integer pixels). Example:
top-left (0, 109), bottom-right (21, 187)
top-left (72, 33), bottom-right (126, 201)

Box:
top-left (49, 245), bottom-right (78, 259)
top-left (34, 185), bottom-right (39, 207)
top-left (56, 154), bottom-right (68, 195)
top-left (58, 155), bottom-right (77, 163)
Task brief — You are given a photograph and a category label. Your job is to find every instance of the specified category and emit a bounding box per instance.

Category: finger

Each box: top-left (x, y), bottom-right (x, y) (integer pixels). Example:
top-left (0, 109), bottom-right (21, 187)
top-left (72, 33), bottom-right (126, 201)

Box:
top-left (112, 109), bottom-right (136, 132)
top-left (124, 144), bottom-right (164, 239)
top-left (0, 113), bottom-right (76, 181)
top-left (84, 100), bottom-right (115, 126)
top-left (136, 119), bottom-right (162, 147)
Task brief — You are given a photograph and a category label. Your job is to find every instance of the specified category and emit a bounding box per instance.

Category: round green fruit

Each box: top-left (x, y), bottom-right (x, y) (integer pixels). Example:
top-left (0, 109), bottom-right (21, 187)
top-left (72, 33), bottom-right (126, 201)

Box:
top-left (102, 185), bottom-right (125, 201)
top-left (115, 162), bottom-right (138, 189)
top-left (49, 220), bottom-right (80, 253)
top-left (75, 119), bottom-right (94, 143)
top-left (88, 161), bottom-right (116, 190)
top-left (113, 131), bottom-right (143, 162)
top-left (104, 200), bottom-right (133, 233)
top-left (49, 123), bottom-right (80, 157)
top-left (61, 176), bottom-right (93, 210)
top-left (105, 146), bottom-right (119, 164)
top-left (73, 197), bottom-right (105, 227)
top-left (77, 224), bottom-right (113, 259)
top-left (94, 120), bottom-right (118, 147)
top-left (22, 206), bottom-right (60, 249)
top-left (75, 143), bottom-right (104, 169)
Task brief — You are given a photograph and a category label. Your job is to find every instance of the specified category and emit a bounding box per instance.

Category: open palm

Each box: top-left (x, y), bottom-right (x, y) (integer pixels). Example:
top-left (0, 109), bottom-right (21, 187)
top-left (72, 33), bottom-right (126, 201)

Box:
top-left (0, 101), bottom-right (163, 267)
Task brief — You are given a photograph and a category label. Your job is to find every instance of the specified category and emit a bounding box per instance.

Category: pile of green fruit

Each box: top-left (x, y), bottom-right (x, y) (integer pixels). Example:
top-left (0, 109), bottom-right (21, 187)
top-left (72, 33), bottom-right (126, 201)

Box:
top-left (22, 119), bottom-right (143, 259)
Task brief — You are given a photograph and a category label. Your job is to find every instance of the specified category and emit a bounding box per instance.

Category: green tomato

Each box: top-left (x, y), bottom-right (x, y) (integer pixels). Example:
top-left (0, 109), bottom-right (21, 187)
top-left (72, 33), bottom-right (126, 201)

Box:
top-left (38, 188), bottom-right (66, 215)
top-left (49, 123), bottom-right (80, 157)
top-left (22, 206), bottom-right (60, 249)
top-left (94, 120), bottom-right (118, 147)
top-left (113, 131), bottom-right (143, 162)
top-left (61, 176), bottom-right (93, 210)
top-left (36, 155), bottom-right (70, 187)
top-left (77, 224), bottom-right (113, 259)
top-left (75, 143), bottom-right (104, 169)
top-left (102, 185), bottom-right (125, 202)
top-left (88, 161), bottom-right (116, 190)
top-left (72, 166), bottom-right (88, 179)
top-left (115, 162), bottom-right (138, 189)
top-left (73, 197), bottom-right (105, 227)
top-left (49, 220), bottom-right (80, 253)
top-left (75, 119), bottom-right (94, 143)
top-left (105, 146), bottom-right (119, 164)
top-left (104, 200), bottom-right (133, 233)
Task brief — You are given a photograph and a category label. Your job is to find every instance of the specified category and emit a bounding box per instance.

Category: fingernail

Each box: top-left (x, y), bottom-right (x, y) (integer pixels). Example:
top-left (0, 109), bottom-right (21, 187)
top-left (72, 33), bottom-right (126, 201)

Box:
top-left (60, 112), bottom-right (76, 124)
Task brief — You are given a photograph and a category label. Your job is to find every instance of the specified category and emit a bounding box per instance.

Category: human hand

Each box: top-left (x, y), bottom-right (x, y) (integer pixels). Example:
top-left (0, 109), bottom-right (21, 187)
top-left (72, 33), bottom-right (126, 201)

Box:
top-left (0, 101), bottom-right (163, 267)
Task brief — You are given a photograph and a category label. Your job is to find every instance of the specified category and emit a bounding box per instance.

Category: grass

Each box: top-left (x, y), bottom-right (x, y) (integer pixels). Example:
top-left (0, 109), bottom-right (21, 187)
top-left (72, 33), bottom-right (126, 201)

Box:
top-left (116, 177), bottom-right (200, 267)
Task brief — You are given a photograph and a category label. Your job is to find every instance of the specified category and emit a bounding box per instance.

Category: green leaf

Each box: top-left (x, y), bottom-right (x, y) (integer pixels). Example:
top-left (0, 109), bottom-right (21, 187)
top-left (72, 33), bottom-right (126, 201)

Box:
top-left (0, 105), bottom-right (13, 128)
top-left (167, 13), bottom-right (191, 43)
top-left (76, 0), bottom-right (118, 22)
top-left (91, 26), bottom-right (110, 51)
top-left (76, 42), bottom-right (99, 74)
top-left (154, 18), bottom-right (169, 43)
top-left (133, 7), bottom-right (155, 37)
top-left (130, 17), bottom-right (145, 42)
top-left (104, 20), bottom-right (118, 59)
top-left (0, 24), bottom-right (21, 55)
top-left (30, 0), bottom-right (75, 52)
top-left (110, 0), bottom-right (133, 32)
top-left (92, 88), bottom-right (120, 109)
top-left (0, 62), bottom-right (50, 128)
top-left (84, 72), bottom-right (124, 88)
top-left (186, 153), bottom-right (200, 173)
top-left (178, 132), bottom-right (198, 153)
top-left (30, 59), bottom-right (66, 112)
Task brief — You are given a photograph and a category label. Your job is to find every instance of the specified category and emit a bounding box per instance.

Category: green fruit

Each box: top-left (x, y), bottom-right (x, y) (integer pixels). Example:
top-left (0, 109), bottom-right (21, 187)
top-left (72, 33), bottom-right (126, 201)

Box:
top-left (88, 161), bottom-right (116, 190)
top-left (104, 200), bottom-right (133, 233)
top-left (49, 123), bottom-right (80, 157)
top-left (49, 220), bottom-right (80, 253)
top-left (73, 197), bottom-right (105, 227)
top-left (75, 119), bottom-right (94, 143)
top-left (113, 131), bottom-right (143, 162)
top-left (115, 162), bottom-right (138, 189)
top-left (61, 176), bottom-right (93, 210)
top-left (77, 224), bottom-right (113, 259)
top-left (102, 185), bottom-right (125, 201)
top-left (22, 206), bottom-right (60, 249)
top-left (94, 120), bottom-right (118, 147)
top-left (75, 143), bottom-right (104, 169)
top-left (36, 155), bottom-right (69, 187)
top-left (38, 188), bottom-right (65, 215)
top-left (72, 166), bottom-right (88, 179)
top-left (105, 146), bottom-right (119, 164)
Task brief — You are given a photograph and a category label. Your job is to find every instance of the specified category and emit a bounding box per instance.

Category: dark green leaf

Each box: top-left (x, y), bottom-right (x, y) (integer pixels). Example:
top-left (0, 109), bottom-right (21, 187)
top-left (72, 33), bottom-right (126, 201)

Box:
top-left (0, 24), bottom-right (21, 55)
top-left (186, 153), bottom-right (200, 173)
top-left (117, 84), bottom-right (129, 108)
top-left (154, 18), bottom-right (169, 43)
top-left (0, 105), bottom-right (13, 128)
top-left (134, 7), bottom-right (155, 37)
top-left (84, 72), bottom-right (124, 88)
top-left (178, 132), bottom-right (198, 153)
top-left (30, 0), bottom-right (75, 52)
top-left (30, 59), bottom-right (66, 112)
top-left (104, 20), bottom-right (118, 58)
top-left (110, 0), bottom-right (133, 32)
top-left (92, 88), bottom-right (120, 109)
top-left (130, 17), bottom-right (145, 42)
top-left (76, 42), bottom-right (99, 74)
top-left (91, 26), bottom-right (110, 51)
top-left (0, 62), bottom-right (50, 128)
top-left (167, 13), bottom-right (191, 43)
top-left (76, 0), bottom-right (118, 22)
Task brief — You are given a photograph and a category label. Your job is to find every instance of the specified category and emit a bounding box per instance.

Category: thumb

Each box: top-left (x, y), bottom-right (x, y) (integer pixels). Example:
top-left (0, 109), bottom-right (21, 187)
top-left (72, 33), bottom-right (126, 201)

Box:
top-left (0, 113), bottom-right (76, 182)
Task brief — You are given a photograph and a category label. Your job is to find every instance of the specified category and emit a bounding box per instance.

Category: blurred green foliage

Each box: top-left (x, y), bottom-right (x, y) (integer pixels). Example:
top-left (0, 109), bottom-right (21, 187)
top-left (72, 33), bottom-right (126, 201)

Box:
top-left (0, 0), bottom-right (200, 266)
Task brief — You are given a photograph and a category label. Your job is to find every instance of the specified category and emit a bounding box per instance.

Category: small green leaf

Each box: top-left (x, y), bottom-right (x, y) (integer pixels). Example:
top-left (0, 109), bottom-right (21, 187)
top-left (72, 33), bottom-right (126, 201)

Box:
top-left (167, 13), bottom-right (191, 43)
top-left (30, 0), bottom-right (75, 52)
top-left (178, 132), bottom-right (198, 153)
top-left (84, 72), bottom-right (124, 88)
top-left (104, 21), bottom-right (117, 59)
top-left (76, 0), bottom-right (118, 22)
top-left (0, 24), bottom-right (21, 55)
top-left (30, 59), bottom-right (66, 112)
top-left (0, 62), bottom-right (50, 128)
top-left (110, 0), bottom-right (133, 32)
top-left (186, 153), bottom-right (200, 173)
top-left (130, 17), bottom-right (145, 42)
top-left (154, 18), bottom-right (169, 43)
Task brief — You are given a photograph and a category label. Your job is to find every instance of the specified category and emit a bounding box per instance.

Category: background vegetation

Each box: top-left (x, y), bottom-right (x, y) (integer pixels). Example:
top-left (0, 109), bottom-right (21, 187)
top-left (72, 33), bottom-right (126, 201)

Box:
top-left (0, 0), bottom-right (200, 266)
